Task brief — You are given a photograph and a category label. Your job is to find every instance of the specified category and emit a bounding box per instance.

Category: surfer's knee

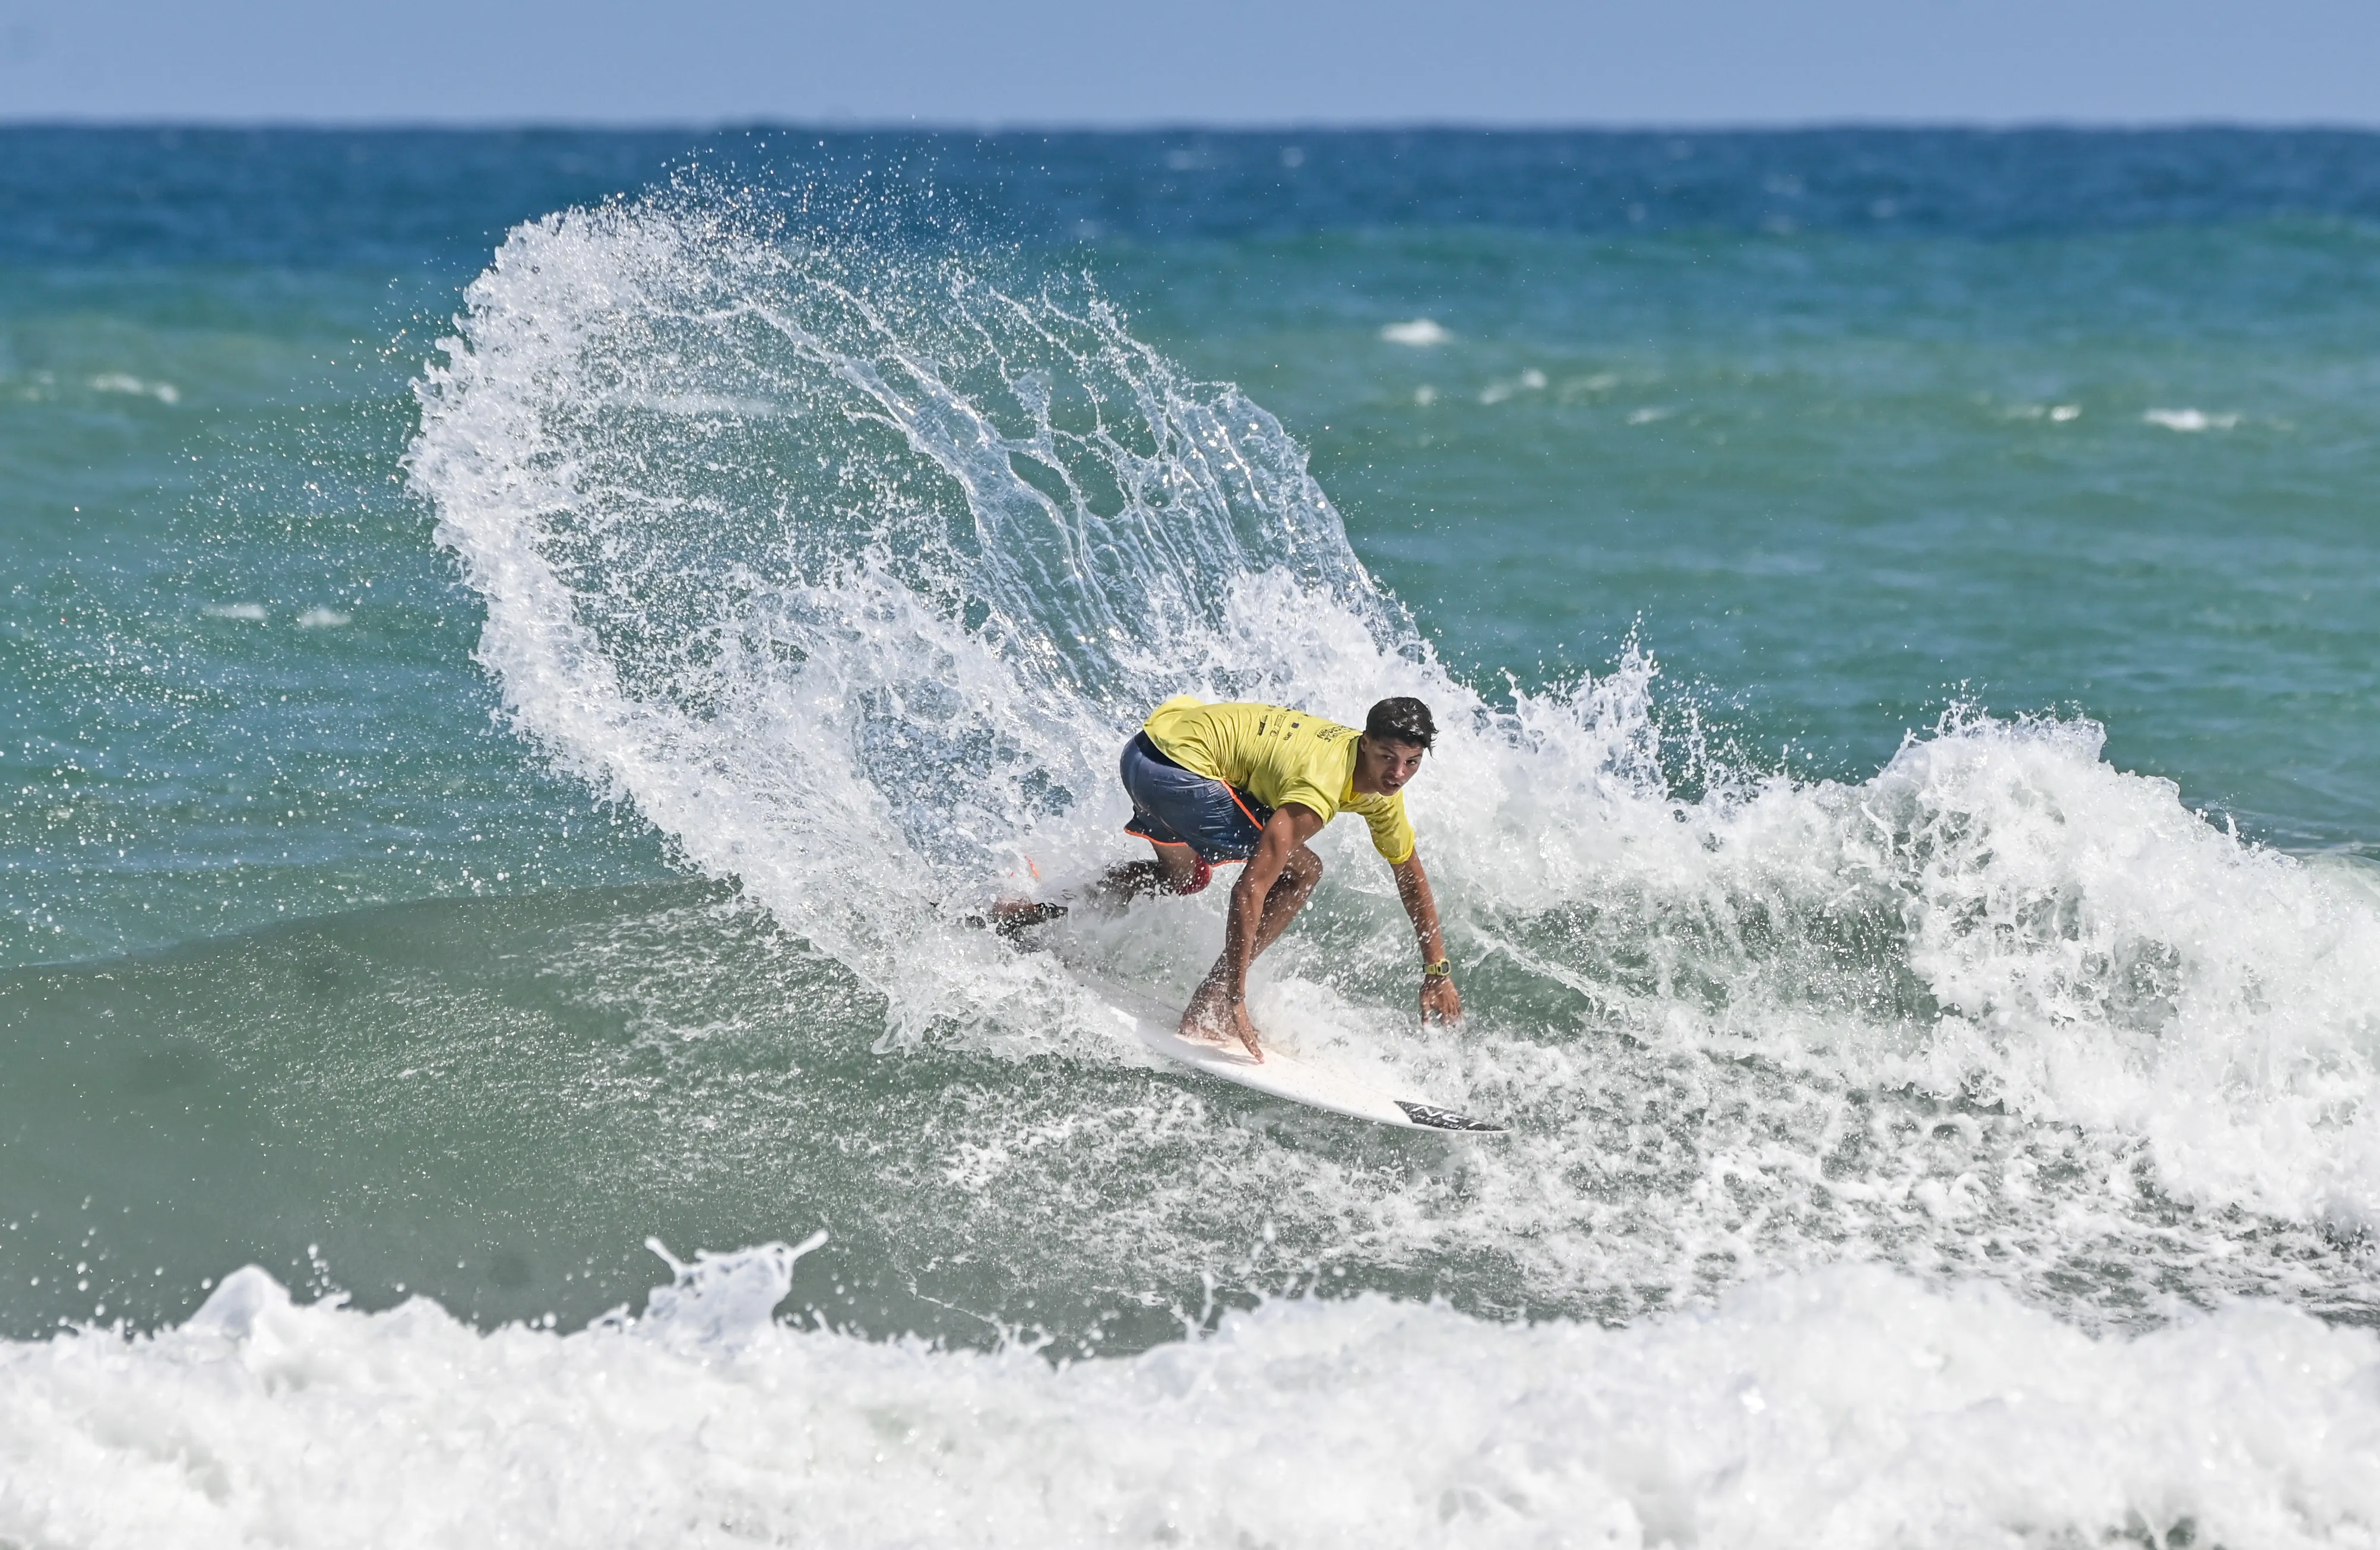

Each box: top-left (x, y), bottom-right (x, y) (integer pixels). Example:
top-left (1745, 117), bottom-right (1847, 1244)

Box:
top-left (1144, 840), bottom-right (1207, 895)
top-left (1163, 856), bottom-right (1215, 895)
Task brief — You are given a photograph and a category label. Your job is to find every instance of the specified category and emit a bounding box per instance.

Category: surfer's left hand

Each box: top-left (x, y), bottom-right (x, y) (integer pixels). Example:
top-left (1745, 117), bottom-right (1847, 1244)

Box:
top-left (1420, 975), bottom-right (1462, 1025)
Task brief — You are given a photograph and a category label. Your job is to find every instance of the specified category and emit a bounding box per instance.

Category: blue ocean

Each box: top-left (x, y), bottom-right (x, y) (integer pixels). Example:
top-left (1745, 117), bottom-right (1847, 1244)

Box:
top-left (4, 126), bottom-right (2379, 1544)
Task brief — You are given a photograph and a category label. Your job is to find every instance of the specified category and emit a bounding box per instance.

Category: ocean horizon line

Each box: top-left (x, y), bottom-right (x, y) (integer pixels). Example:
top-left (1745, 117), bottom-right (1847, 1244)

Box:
top-left (7, 116), bottom-right (2380, 139)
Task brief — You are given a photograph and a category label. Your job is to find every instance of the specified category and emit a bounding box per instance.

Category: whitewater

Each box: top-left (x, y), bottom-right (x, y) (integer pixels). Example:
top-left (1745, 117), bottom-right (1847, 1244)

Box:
top-left (8, 156), bottom-right (2380, 1548)
top-left (8, 1246), bottom-right (2379, 1548)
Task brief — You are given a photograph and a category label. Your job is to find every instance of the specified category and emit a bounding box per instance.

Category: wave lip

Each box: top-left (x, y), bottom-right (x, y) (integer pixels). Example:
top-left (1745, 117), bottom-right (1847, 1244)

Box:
top-left (1811, 713), bottom-right (2380, 1225)
top-left (5, 1252), bottom-right (2377, 1548)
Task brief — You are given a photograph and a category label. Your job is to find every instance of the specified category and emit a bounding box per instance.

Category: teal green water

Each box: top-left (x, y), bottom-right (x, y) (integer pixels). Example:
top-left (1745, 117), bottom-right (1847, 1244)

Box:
top-left (4, 265), bottom-right (667, 969)
top-left (3, 131), bottom-right (2378, 1358)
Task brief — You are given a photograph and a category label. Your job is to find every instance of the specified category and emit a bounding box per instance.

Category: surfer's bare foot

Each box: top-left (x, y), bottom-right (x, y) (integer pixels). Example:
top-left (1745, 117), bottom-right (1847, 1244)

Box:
top-left (1182, 982), bottom-right (1262, 1063)
top-left (983, 897), bottom-right (1067, 937)
top-left (1228, 1002), bottom-right (1262, 1061)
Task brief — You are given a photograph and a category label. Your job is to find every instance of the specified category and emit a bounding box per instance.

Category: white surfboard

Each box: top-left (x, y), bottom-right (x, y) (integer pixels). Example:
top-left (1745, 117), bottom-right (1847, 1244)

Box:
top-left (1078, 972), bottom-right (1505, 1134)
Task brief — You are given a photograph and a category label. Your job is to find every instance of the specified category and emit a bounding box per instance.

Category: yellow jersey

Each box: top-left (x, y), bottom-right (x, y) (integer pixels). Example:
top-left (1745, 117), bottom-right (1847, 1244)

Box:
top-left (1141, 696), bottom-right (1417, 864)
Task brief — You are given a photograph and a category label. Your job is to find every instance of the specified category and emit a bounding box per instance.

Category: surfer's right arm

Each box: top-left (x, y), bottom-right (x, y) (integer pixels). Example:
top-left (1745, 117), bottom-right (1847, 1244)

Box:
top-left (1392, 851), bottom-right (1462, 1026)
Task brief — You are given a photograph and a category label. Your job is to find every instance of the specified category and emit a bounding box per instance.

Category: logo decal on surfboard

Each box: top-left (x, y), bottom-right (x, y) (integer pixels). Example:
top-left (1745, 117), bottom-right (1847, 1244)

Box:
top-left (1394, 1101), bottom-right (1507, 1133)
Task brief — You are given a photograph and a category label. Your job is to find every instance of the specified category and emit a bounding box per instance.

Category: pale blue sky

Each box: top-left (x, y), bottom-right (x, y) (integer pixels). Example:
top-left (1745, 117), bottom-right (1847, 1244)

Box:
top-left (4, 0), bottom-right (2376, 126)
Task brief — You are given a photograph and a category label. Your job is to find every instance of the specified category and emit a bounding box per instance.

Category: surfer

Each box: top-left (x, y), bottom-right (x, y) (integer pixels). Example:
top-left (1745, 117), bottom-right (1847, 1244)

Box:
top-left (1096, 695), bottom-right (1459, 1061)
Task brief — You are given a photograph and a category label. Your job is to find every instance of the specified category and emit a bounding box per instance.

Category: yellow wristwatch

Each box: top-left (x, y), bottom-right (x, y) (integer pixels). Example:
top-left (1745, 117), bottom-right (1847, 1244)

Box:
top-left (1422, 958), bottom-right (1453, 980)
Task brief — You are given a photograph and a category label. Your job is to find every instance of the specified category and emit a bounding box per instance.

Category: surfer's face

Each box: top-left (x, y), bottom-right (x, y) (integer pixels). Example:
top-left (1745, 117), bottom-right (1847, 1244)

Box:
top-left (1355, 735), bottom-right (1428, 796)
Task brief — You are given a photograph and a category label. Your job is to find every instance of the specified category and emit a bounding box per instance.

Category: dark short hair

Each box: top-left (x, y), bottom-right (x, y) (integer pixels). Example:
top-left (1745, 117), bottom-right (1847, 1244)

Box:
top-left (1363, 696), bottom-right (1436, 750)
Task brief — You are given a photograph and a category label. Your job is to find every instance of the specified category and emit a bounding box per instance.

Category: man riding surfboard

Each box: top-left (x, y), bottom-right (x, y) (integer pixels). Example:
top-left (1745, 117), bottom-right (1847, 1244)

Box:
top-left (1093, 694), bottom-right (1460, 1061)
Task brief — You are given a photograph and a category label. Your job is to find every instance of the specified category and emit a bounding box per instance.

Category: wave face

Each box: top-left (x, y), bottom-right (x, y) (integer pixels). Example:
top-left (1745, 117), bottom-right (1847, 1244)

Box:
top-left (403, 198), bottom-right (2380, 1341)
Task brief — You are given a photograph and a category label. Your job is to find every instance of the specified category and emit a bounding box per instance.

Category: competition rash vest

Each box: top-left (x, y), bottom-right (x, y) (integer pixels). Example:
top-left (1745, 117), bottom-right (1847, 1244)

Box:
top-left (1141, 696), bottom-right (1418, 864)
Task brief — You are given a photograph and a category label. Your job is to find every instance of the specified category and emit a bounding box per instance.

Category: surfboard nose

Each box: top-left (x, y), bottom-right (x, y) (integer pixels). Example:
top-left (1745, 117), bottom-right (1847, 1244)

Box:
top-left (1394, 1101), bottom-right (1507, 1134)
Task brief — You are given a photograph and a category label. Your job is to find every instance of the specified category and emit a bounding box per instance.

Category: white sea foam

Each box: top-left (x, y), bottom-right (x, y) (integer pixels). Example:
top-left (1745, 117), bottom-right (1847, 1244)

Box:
top-left (1381, 318), bottom-right (1451, 346)
top-left (201, 603), bottom-right (268, 622)
top-left (407, 201), bottom-right (2380, 1323)
top-left (4, 1248), bottom-right (2376, 1549)
top-left (2144, 407), bottom-right (2239, 432)
top-left (293, 607), bottom-right (350, 628)
top-left (1479, 368), bottom-right (1547, 405)
top-left (1448, 699), bottom-right (2380, 1230)
top-left (88, 372), bottom-right (179, 404)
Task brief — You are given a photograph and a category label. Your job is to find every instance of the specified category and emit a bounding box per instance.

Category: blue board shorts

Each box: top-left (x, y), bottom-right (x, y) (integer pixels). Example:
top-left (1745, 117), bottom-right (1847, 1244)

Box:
top-left (1119, 732), bottom-right (1273, 862)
